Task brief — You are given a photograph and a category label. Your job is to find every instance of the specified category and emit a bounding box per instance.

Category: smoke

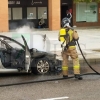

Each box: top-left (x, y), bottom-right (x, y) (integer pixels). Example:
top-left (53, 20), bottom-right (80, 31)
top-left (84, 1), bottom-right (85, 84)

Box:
top-left (15, 25), bottom-right (33, 33)
top-left (11, 25), bottom-right (50, 52)
top-left (9, 18), bottom-right (35, 30)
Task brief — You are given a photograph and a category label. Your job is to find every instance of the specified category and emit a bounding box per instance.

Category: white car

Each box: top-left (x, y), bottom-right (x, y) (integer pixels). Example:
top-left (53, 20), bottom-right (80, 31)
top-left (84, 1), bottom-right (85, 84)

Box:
top-left (0, 35), bottom-right (61, 75)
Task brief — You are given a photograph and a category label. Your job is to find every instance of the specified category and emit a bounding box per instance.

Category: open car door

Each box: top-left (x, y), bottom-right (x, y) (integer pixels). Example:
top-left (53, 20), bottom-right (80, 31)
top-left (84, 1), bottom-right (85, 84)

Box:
top-left (21, 35), bottom-right (31, 72)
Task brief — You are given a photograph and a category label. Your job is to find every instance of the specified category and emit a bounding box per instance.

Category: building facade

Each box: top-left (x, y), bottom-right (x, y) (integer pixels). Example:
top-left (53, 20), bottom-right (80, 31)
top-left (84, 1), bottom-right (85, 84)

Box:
top-left (0, 0), bottom-right (100, 32)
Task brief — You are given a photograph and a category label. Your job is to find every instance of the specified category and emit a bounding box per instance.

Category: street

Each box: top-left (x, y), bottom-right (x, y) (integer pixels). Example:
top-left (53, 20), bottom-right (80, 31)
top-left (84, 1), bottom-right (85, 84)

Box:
top-left (0, 0), bottom-right (100, 99)
top-left (0, 75), bottom-right (100, 100)
top-left (0, 62), bottom-right (100, 100)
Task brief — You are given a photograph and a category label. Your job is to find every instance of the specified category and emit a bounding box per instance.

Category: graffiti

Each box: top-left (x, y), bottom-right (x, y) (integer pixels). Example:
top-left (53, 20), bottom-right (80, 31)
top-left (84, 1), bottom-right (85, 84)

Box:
top-left (31, 0), bottom-right (42, 5)
top-left (8, 1), bottom-right (20, 5)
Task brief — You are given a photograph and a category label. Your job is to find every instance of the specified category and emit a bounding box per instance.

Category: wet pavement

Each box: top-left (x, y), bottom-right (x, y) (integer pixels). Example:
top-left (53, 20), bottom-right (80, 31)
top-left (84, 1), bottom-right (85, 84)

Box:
top-left (0, 61), bottom-right (100, 86)
top-left (0, 63), bottom-right (100, 100)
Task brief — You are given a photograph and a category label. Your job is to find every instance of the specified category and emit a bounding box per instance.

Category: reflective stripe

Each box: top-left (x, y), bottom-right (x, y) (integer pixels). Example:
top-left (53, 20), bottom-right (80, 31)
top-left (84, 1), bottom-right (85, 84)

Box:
top-left (69, 46), bottom-right (76, 49)
top-left (62, 66), bottom-right (68, 71)
top-left (73, 65), bottom-right (80, 70)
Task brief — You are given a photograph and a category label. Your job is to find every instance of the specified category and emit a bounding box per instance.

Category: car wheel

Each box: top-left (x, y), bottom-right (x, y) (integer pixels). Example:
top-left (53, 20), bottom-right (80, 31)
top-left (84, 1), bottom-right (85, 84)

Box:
top-left (31, 58), bottom-right (50, 74)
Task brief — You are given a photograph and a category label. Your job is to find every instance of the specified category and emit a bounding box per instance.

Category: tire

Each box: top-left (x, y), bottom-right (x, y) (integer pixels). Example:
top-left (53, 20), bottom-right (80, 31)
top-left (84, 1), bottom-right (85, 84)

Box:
top-left (31, 57), bottom-right (50, 75)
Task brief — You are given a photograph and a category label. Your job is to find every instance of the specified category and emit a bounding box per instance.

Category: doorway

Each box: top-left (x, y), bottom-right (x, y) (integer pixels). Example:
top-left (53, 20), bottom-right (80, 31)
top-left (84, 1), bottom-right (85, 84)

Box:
top-left (61, 5), bottom-right (73, 27)
top-left (61, 5), bottom-right (69, 21)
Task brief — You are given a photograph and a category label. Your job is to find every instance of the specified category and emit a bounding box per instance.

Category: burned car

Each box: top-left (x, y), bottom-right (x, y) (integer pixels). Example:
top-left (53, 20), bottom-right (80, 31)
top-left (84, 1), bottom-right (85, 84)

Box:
top-left (0, 35), bottom-right (61, 74)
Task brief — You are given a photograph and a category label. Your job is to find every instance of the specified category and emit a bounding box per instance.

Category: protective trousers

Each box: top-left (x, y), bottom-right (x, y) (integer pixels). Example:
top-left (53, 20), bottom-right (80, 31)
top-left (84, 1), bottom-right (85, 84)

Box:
top-left (62, 46), bottom-right (80, 76)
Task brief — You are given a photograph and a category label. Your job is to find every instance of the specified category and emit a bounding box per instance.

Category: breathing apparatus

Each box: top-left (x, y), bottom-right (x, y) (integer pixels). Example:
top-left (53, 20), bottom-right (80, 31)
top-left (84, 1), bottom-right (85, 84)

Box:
top-left (59, 17), bottom-right (77, 52)
top-left (59, 28), bottom-right (68, 51)
top-left (59, 28), bottom-right (77, 51)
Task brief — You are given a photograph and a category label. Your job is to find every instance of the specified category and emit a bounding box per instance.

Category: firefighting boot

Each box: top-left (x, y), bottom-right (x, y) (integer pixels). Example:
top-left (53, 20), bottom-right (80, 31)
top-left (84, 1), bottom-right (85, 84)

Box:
top-left (73, 64), bottom-right (82, 80)
top-left (74, 74), bottom-right (83, 80)
top-left (62, 66), bottom-right (68, 78)
top-left (63, 75), bottom-right (68, 78)
top-left (62, 70), bottom-right (68, 78)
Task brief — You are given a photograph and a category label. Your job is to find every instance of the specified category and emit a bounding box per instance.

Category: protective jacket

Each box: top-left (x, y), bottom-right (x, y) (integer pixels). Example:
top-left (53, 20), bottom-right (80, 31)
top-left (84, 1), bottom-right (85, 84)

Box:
top-left (59, 28), bottom-right (79, 49)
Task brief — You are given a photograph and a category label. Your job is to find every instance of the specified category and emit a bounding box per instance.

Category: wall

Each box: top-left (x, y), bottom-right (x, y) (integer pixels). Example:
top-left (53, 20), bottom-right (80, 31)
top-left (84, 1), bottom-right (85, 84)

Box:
top-left (0, 0), bottom-right (8, 32)
top-left (48, 0), bottom-right (60, 30)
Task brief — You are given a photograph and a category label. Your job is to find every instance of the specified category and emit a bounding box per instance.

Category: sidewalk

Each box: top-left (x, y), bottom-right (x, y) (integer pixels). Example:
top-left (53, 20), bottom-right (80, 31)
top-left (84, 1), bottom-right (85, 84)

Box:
top-left (1, 26), bottom-right (100, 64)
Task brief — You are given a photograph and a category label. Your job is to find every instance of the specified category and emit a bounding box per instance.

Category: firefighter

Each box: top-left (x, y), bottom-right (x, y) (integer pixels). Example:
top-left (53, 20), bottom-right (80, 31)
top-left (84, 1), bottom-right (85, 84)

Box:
top-left (58, 17), bottom-right (82, 80)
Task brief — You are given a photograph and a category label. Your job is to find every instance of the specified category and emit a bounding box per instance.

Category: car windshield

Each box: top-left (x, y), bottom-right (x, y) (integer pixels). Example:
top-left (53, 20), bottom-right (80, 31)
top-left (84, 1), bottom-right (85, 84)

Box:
top-left (0, 35), bottom-right (24, 50)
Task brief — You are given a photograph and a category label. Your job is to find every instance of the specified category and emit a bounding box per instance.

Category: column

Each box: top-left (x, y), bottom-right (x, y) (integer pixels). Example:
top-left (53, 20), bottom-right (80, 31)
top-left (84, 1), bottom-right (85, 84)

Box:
top-left (48, 0), bottom-right (60, 30)
top-left (0, 0), bottom-right (8, 32)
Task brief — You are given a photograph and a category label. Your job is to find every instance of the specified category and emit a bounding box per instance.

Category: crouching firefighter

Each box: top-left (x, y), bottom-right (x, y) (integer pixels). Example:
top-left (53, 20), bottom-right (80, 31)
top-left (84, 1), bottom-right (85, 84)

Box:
top-left (58, 17), bottom-right (82, 80)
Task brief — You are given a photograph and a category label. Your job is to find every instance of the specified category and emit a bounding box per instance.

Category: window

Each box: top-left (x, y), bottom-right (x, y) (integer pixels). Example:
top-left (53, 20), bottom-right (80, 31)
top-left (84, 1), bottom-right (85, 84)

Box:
top-left (76, 2), bottom-right (98, 22)
top-left (8, 8), bottom-right (11, 20)
top-left (27, 7), bottom-right (36, 19)
top-left (38, 7), bottom-right (47, 19)
top-left (12, 8), bottom-right (22, 20)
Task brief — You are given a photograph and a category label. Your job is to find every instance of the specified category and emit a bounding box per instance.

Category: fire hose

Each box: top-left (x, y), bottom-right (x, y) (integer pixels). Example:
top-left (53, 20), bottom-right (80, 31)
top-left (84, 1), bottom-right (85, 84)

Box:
top-left (0, 41), bottom-right (100, 87)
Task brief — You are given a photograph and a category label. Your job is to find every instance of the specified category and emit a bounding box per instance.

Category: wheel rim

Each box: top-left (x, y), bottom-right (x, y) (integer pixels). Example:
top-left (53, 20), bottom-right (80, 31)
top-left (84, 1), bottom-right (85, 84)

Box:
top-left (37, 60), bottom-right (49, 74)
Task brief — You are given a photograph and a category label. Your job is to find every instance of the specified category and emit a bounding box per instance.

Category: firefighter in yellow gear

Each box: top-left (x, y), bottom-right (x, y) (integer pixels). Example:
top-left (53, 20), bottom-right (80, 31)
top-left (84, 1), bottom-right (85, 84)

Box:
top-left (59, 17), bottom-right (82, 80)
